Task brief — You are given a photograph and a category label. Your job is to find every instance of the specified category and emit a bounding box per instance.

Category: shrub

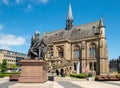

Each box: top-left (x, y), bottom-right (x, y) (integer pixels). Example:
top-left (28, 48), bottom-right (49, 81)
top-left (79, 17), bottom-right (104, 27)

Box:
top-left (76, 74), bottom-right (87, 78)
top-left (0, 73), bottom-right (12, 77)
top-left (3, 72), bottom-right (20, 74)
top-left (70, 74), bottom-right (76, 77)
top-left (0, 74), bottom-right (4, 78)
top-left (70, 73), bottom-right (87, 78)
top-left (116, 74), bottom-right (120, 77)
top-left (0, 72), bottom-right (20, 78)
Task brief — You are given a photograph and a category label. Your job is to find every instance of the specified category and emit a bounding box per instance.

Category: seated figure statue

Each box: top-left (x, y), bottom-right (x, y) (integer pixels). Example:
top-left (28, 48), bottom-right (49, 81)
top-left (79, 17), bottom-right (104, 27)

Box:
top-left (28, 31), bottom-right (48, 60)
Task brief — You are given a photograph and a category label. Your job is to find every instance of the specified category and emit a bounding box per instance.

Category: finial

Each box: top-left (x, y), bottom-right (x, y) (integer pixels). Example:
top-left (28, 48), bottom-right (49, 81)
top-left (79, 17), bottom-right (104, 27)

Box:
top-left (67, 3), bottom-right (73, 20)
top-left (99, 15), bottom-right (105, 27)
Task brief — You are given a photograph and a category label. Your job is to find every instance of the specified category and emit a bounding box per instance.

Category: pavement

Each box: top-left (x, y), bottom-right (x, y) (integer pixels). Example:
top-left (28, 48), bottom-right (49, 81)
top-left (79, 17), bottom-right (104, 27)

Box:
top-left (0, 81), bottom-right (17, 88)
top-left (70, 81), bottom-right (120, 88)
top-left (0, 77), bottom-right (9, 84)
top-left (57, 81), bottom-right (82, 88)
top-left (0, 77), bottom-right (120, 88)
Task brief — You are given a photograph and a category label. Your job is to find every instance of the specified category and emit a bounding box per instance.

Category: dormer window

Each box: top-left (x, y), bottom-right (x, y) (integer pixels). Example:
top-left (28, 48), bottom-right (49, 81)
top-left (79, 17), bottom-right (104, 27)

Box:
top-left (92, 26), bottom-right (96, 29)
top-left (55, 33), bottom-right (57, 36)
top-left (78, 29), bottom-right (81, 31)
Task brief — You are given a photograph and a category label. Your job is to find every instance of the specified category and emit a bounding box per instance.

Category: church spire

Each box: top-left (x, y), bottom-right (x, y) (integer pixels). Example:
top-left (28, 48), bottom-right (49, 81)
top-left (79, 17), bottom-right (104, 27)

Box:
top-left (66, 3), bottom-right (74, 31)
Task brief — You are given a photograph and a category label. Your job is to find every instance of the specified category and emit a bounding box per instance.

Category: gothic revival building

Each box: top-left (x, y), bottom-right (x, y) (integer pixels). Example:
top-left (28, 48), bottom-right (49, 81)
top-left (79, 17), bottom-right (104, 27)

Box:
top-left (44, 4), bottom-right (109, 75)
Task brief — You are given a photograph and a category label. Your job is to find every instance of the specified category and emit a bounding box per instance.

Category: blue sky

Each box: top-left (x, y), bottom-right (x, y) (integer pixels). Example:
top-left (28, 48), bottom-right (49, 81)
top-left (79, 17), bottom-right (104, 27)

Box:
top-left (0, 0), bottom-right (120, 59)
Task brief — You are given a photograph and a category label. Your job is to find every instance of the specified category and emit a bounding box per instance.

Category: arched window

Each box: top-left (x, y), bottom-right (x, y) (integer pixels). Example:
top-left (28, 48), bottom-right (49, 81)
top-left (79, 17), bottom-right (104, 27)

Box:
top-left (89, 44), bottom-right (96, 57)
top-left (58, 47), bottom-right (64, 58)
top-left (50, 51), bottom-right (53, 57)
top-left (49, 47), bottom-right (53, 58)
top-left (74, 45), bottom-right (80, 58)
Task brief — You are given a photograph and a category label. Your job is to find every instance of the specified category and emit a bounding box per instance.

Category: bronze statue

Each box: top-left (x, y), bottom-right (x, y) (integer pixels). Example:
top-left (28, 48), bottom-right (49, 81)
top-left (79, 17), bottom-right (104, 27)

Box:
top-left (28, 31), bottom-right (48, 60)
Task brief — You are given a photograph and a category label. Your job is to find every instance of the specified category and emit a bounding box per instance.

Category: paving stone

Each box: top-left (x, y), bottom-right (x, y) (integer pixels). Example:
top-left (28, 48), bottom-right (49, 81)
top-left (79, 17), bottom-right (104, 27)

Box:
top-left (57, 81), bottom-right (83, 88)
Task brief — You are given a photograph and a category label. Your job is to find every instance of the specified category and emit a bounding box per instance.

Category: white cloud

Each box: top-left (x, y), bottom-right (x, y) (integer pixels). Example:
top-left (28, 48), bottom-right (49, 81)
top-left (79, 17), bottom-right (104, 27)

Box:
top-left (0, 34), bottom-right (25, 46)
top-left (0, 45), bottom-right (11, 50)
top-left (1, 0), bottom-right (49, 6)
top-left (0, 24), bottom-right (4, 31)
top-left (2, 0), bottom-right (9, 5)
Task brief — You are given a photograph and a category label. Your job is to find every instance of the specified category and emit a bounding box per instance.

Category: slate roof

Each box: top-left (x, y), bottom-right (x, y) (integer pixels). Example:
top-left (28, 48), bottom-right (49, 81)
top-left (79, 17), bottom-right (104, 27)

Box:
top-left (43, 20), bottom-right (101, 44)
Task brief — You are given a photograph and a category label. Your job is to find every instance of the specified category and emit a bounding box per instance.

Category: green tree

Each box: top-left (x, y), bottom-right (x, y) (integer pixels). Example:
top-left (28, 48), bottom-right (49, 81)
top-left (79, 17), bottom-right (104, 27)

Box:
top-left (11, 64), bottom-right (17, 69)
top-left (7, 64), bottom-right (18, 70)
top-left (0, 63), bottom-right (1, 71)
top-left (1, 59), bottom-right (7, 73)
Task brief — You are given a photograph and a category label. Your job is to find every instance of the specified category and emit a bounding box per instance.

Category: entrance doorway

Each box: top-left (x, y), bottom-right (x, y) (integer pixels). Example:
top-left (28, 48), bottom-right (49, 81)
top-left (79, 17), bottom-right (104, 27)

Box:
top-left (60, 69), bottom-right (65, 77)
top-left (56, 70), bottom-right (59, 75)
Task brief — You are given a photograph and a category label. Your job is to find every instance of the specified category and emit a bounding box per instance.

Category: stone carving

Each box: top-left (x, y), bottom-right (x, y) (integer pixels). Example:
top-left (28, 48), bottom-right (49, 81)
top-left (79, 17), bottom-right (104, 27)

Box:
top-left (28, 31), bottom-right (48, 60)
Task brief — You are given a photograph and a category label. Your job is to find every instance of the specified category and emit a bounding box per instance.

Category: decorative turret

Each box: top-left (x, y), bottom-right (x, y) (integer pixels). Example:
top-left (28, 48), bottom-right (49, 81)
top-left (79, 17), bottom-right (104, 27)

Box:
top-left (97, 16), bottom-right (109, 75)
top-left (99, 16), bottom-right (105, 28)
top-left (99, 16), bottom-right (105, 37)
top-left (66, 3), bottom-right (74, 31)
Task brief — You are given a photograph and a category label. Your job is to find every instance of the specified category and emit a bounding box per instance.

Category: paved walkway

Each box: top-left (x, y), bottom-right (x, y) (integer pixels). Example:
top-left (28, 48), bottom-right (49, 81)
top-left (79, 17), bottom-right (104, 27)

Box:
top-left (57, 81), bottom-right (83, 88)
top-left (0, 77), bottom-right (9, 84)
top-left (0, 79), bottom-right (120, 88)
top-left (0, 81), bottom-right (17, 88)
top-left (100, 81), bottom-right (120, 86)
top-left (70, 81), bottom-right (120, 88)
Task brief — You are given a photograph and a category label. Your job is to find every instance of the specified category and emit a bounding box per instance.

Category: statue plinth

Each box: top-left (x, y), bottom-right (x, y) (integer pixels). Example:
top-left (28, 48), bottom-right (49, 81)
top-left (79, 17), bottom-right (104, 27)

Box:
top-left (18, 60), bottom-right (47, 83)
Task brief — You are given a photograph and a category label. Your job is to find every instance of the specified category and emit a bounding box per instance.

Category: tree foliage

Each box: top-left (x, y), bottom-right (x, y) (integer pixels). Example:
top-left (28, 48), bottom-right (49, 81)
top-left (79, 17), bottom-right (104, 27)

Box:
top-left (1, 59), bottom-right (7, 73)
top-left (7, 64), bottom-right (18, 70)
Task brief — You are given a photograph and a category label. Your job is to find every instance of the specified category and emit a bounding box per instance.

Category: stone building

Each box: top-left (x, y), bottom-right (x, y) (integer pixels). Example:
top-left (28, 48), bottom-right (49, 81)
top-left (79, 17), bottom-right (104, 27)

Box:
top-left (44, 4), bottom-right (109, 75)
top-left (0, 49), bottom-right (27, 66)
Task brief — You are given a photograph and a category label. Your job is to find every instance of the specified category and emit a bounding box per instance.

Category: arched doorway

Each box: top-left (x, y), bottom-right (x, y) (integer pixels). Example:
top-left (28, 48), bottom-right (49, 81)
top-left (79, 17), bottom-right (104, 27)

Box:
top-left (94, 62), bottom-right (96, 71)
top-left (89, 62), bottom-right (92, 71)
top-left (56, 70), bottom-right (59, 76)
top-left (60, 69), bottom-right (64, 77)
top-left (74, 63), bottom-right (77, 71)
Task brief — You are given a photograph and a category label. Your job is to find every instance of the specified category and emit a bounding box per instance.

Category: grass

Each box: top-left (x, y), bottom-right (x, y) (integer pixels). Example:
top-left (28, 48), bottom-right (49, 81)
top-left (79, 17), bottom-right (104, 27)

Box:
top-left (116, 74), bottom-right (120, 77)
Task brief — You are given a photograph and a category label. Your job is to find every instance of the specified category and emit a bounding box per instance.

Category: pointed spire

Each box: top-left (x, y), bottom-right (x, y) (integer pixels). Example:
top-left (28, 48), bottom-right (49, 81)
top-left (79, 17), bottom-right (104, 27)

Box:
top-left (66, 3), bottom-right (74, 31)
top-left (67, 3), bottom-right (73, 21)
top-left (99, 15), bottom-right (105, 28)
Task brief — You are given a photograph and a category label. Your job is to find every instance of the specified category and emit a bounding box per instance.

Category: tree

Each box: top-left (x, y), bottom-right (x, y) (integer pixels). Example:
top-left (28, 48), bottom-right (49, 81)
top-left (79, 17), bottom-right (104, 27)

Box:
top-left (7, 64), bottom-right (18, 70)
top-left (1, 59), bottom-right (7, 73)
top-left (11, 64), bottom-right (17, 69)
top-left (0, 63), bottom-right (1, 71)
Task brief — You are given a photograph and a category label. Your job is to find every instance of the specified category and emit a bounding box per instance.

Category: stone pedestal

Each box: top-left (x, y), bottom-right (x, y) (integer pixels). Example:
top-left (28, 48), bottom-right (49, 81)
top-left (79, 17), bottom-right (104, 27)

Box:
top-left (18, 60), bottom-right (47, 83)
